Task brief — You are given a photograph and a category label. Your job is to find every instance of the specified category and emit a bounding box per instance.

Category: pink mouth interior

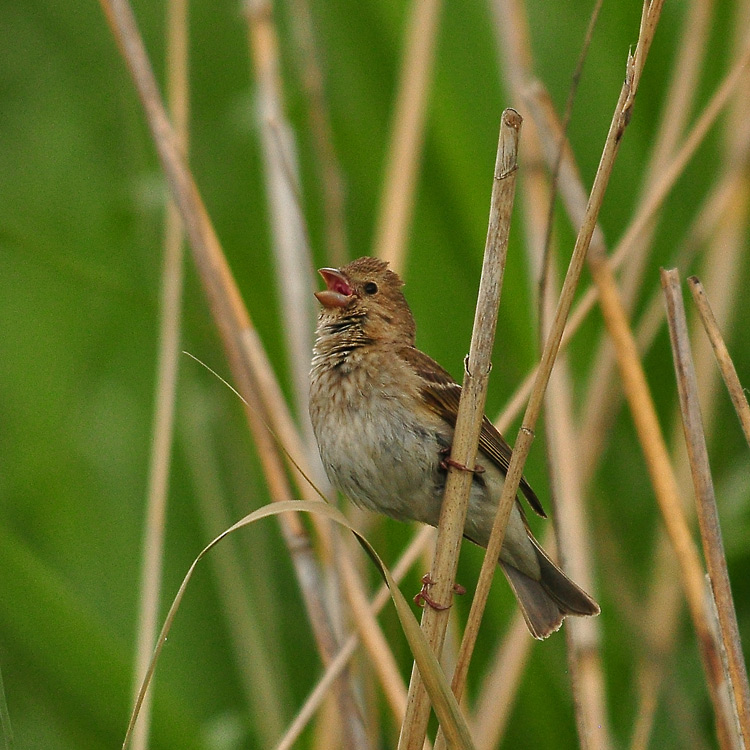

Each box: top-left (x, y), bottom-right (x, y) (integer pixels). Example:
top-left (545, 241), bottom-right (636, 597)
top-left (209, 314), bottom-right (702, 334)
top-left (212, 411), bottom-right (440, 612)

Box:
top-left (322, 273), bottom-right (353, 296)
top-left (330, 278), bottom-right (353, 296)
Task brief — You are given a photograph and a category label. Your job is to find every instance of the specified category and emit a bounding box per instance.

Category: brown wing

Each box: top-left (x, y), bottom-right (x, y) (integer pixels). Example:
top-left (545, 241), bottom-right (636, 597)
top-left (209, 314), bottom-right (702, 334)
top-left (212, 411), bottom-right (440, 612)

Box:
top-left (399, 347), bottom-right (547, 518)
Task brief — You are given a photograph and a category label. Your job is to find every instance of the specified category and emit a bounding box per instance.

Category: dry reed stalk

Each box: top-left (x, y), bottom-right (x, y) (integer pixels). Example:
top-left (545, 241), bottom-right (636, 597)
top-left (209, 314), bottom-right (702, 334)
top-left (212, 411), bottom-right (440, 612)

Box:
top-left (181, 396), bottom-right (287, 746)
top-left (689, 277), bottom-right (750, 449)
top-left (398, 109), bottom-right (521, 750)
top-left (373, 0), bottom-right (442, 275)
top-left (632, 249), bottom-right (748, 750)
top-left (470, 597), bottom-right (532, 748)
top-left (489, 0), bottom-right (550, 293)
top-left (584, 239), bottom-right (734, 745)
top-left (544, 359), bottom-right (609, 750)
top-left (587, 159), bottom-right (744, 485)
top-left (447, 4), bottom-right (666, 727)
top-left (468, 528), bottom-right (561, 748)
top-left (495, 29), bottom-right (750, 444)
top-left (579, 0), bottom-right (714, 473)
top-left (662, 268), bottom-right (750, 746)
top-left (287, 0), bottom-right (349, 266)
top-left (538, 227), bottom-right (612, 744)
top-left (491, 2), bottom-right (610, 742)
top-left (490, 0), bottom-right (548, 267)
top-left (245, 0), bottom-right (318, 463)
top-left (465, 3), bottom-right (553, 731)
top-left (631, 200), bottom-right (750, 749)
top-left (130, 1), bottom-right (188, 746)
top-left (313, 700), bottom-right (341, 750)
top-left (630, 20), bottom-right (750, 741)
top-left (537, 0), bottom-right (603, 321)
top-left (97, 2), bottom-right (370, 745)
top-left (244, 4), bottom-right (366, 728)
top-left (494, 33), bottom-right (750, 437)
top-left (275, 526), bottom-right (435, 750)
top-left (339, 552), bottom-right (412, 730)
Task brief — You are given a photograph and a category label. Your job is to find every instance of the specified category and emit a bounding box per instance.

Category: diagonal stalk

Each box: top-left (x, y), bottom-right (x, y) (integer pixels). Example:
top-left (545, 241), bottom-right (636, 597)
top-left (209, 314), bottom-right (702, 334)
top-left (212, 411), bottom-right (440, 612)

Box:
top-left (398, 109), bottom-right (521, 750)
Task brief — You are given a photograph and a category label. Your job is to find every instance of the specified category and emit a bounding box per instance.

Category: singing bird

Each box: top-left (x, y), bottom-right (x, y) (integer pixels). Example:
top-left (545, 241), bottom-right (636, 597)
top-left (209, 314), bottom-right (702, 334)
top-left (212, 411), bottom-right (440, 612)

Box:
top-left (309, 256), bottom-right (599, 638)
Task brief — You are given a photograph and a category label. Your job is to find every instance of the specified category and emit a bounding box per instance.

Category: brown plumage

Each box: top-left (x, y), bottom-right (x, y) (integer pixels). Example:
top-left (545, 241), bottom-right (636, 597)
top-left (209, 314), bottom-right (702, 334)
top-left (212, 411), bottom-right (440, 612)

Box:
top-left (309, 256), bottom-right (599, 639)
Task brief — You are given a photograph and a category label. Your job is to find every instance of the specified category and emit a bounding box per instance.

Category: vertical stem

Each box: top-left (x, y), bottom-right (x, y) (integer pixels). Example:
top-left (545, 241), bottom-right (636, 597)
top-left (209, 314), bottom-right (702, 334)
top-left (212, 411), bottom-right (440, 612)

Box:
top-left (97, 2), bottom-right (369, 746)
top-left (451, 0), bottom-right (663, 726)
top-left (493, 1), bottom-right (609, 742)
top-left (587, 247), bottom-right (732, 746)
top-left (287, 0), bottom-right (349, 266)
top-left (398, 109), bottom-right (521, 750)
top-left (662, 268), bottom-right (750, 747)
top-left (688, 276), bottom-right (750, 449)
top-left (374, 0), bottom-right (442, 275)
top-left (245, 0), bottom-right (318, 461)
top-left (131, 0), bottom-right (188, 747)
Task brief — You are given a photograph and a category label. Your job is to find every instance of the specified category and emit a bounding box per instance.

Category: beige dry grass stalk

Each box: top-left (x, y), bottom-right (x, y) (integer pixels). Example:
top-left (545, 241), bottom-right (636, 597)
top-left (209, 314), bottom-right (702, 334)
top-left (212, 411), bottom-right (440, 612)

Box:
top-left (629, 17), bottom-right (750, 742)
top-left (578, 0), bottom-right (714, 481)
top-left (245, 0), bottom-right (318, 463)
top-left (584, 241), bottom-right (735, 744)
top-left (543, 359), bottom-right (609, 750)
top-left (339, 549), bottom-right (411, 729)
top-left (182, 397), bottom-right (287, 746)
top-left (630, 181), bottom-right (750, 749)
top-left (494, 31), bottom-right (750, 438)
top-left (492, 1), bottom-right (610, 744)
top-left (449, 12), bottom-right (667, 743)
top-left (688, 276), bottom-right (750, 449)
top-left (662, 268), bottom-right (750, 746)
top-left (374, 0), bottom-right (442, 275)
top-left (470, 606), bottom-right (532, 748)
top-left (518, 42), bottom-right (750, 745)
top-left (97, 1), bottom-right (371, 746)
top-left (275, 526), bottom-right (435, 750)
top-left (130, 1), bottom-right (188, 747)
top-left (398, 109), bottom-right (521, 750)
top-left (287, 0), bottom-right (349, 267)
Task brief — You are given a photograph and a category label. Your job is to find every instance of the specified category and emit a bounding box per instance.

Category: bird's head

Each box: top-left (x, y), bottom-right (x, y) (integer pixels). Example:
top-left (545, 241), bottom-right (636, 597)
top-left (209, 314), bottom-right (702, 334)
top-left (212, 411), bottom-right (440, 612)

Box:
top-left (314, 257), bottom-right (416, 344)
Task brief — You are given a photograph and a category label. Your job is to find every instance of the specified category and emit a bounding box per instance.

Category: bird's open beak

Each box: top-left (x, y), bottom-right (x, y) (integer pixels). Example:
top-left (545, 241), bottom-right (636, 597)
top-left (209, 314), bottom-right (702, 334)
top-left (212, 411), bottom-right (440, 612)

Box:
top-left (315, 268), bottom-right (354, 308)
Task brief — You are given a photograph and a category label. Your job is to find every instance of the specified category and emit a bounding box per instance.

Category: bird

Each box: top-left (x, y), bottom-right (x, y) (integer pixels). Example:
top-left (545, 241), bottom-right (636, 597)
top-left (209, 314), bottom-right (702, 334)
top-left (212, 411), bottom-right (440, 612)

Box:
top-left (309, 256), bottom-right (600, 639)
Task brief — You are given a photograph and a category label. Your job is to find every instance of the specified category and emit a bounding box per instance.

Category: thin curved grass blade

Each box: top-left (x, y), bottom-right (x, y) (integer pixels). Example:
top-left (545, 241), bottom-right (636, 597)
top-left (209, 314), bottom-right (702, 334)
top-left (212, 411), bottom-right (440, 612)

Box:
top-left (122, 500), bottom-right (475, 750)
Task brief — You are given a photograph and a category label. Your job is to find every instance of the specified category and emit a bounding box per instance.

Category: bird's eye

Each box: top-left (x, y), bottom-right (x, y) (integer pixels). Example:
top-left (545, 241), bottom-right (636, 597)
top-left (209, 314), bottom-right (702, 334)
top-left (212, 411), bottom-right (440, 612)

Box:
top-left (363, 282), bottom-right (378, 295)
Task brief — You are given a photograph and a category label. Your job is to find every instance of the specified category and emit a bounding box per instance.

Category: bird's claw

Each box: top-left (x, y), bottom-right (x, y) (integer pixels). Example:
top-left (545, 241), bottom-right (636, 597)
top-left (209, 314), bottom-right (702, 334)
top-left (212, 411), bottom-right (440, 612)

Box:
top-left (440, 455), bottom-right (486, 475)
top-left (413, 573), bottom-right (466, 610)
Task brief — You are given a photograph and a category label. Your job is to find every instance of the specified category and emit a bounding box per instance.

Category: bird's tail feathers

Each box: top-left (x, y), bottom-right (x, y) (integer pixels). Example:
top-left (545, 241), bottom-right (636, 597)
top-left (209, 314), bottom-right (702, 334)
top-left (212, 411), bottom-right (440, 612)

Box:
top-left (501, 540), bottom-right (600, 640)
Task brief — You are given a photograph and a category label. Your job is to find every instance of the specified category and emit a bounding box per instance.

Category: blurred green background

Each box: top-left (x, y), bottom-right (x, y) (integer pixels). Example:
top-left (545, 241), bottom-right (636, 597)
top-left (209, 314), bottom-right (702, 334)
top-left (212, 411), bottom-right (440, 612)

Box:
top-left (1, 0), bottom-right (749, 748)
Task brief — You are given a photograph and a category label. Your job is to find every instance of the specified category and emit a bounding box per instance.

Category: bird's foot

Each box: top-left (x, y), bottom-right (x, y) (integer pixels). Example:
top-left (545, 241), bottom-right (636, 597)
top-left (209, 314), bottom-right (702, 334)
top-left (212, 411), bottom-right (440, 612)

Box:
top-left (439, 453), bottom-right (486, 475)
top-left (413, 573), bottom-right (466, 610)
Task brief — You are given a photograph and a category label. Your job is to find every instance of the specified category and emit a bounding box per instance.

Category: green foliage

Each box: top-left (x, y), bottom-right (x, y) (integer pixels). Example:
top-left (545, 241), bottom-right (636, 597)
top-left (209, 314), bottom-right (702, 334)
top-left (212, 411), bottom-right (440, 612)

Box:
top-left (1, 1), bottom-right (748, 748)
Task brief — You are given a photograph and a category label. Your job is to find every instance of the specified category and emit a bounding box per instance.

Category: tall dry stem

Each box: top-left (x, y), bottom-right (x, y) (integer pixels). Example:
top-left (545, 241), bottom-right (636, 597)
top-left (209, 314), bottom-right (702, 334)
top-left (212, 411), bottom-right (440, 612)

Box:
top-left (98, 1), bottom-right (370, 744)
top-left (688, 276), bottom-right (750, 449)
top-left (452, 7), bottom-right (666, 736)
top-left (374, 0), bottom-right (442, 276)
top-left (662, 268), bottom-right (750, 747)
top-left (399, 109), bottom-right (521, 750)
top-left (131, 1), bottom-right (188, 746)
